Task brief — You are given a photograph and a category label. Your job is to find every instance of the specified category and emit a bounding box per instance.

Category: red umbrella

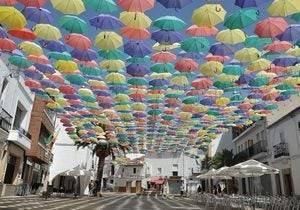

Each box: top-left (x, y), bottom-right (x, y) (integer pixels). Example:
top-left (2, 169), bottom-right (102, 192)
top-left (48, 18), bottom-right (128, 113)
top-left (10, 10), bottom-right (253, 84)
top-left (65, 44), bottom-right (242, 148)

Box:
top-left (186, 89), bottom-right (204, 96)
top-left (65, 127), bottom-right (75, 132)
top-left (97, 96), bottom-right (113, 104)
top-left (186, 25), bottom-right (218, 37)
top-left (59, 84), bottom-right (76, 94)
top-left (0, 38), bottom-right (16, 51)
top-left (264, 41), bottom-right (293, 52)
top-left (117, 0), bottom-right (154, 12)
top-left (148, 89), bottom-right (165, 94)
top-left (151, 51), bottom-right (176, 63)
top-left (25, 79), bottom-right (42, 89)
top-left (255, 17), bottom-right (288, 38)
top-left (8, 28), bottom-right (36, 40)
top-left (64, 34), bottom-right (92, 50)
top-left (192, 77), bottom-right (213, 89)
top-left (60, 117), bottom-right (70, 124)
top-left (175, 58), bottom-right (198, 72)
top-left (121, 27), bottom-right (150, 40)
top-left (129, 93), bottom-right (145, 101)
top-left (27, 55), bottom-right (49, 64)
top-left (75, 60), bottom-right (98, 68)
top-left (0, 0), bottom-right (17, 5)
top-left (269, 77), bottom-right (284, 85)
top-left (165, 98), bottom-right (180, 107)
top-left (205, 54), bottom-right (230, 63)
top-left (238, 102), bottom-right (253, 110)
top-left (68, 99), bottom-right (81, 105)
top-left (164, 109), bottom-right (174, 114)
top-left (17, 0), bottom-right (47, 7)
top-left (266, 64), bottom-right (287, 74)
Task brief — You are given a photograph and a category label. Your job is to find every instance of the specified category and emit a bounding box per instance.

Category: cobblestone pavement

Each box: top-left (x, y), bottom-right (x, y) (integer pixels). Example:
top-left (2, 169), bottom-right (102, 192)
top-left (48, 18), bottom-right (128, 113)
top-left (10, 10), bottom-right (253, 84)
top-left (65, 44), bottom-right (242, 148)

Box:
top-left (0, 194), bottom-right (205, 210)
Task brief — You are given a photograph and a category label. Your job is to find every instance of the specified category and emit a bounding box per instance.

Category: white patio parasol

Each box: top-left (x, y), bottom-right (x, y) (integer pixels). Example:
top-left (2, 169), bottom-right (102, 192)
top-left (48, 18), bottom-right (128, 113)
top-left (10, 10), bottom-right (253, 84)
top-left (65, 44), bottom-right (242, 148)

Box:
top-left (61, 165), bottom-right (91, 177)
top-left (197, 168), bottom-right (217, 179)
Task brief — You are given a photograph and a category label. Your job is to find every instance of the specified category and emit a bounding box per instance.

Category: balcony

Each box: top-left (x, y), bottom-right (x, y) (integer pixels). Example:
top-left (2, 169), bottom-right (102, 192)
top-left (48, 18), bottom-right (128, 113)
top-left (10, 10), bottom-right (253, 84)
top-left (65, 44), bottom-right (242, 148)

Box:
top-left (273, 142), bottom-right (289, 159)
top-left (7, 128), bottom-right (31, 150)
top-left (0, 109), bottom-right (12, 134)
top-left (236, 140), bottom-right (268, 159)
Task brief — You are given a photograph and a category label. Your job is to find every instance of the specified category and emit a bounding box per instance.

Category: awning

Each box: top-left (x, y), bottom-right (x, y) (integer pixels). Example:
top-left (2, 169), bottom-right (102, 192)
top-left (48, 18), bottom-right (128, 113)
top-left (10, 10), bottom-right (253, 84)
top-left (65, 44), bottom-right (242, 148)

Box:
top-left (149, 177), bottom-right (165, 185)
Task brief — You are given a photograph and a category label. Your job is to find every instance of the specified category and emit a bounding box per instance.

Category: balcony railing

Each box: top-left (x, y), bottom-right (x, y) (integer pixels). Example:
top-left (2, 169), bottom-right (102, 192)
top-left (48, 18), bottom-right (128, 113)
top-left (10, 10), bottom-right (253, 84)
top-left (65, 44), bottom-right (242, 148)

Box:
top-left (236, 140), bottom-right (268, 159)
top-left (0, 109), bottom-right (12, 132)
top-left (13, 126), bottom-right (31, 139)
top-left (273, 142), bottom-right (289, 158)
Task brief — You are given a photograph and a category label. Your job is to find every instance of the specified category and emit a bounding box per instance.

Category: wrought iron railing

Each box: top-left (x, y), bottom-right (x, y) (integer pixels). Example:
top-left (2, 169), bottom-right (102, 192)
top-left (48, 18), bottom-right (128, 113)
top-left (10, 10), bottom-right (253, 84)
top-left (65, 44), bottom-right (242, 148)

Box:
top-left (273, 142), bottom-right (289, 158)
top-left (236, 140), bottom-right (268, 158)
top-left (0, 109), bottom-right (12, 132)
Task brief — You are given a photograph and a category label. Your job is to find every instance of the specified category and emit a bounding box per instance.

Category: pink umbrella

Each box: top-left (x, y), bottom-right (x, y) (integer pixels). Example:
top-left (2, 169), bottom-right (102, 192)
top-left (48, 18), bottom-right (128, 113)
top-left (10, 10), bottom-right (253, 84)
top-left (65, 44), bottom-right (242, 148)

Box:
top-left (59, 84), bottom-right (76, 94)
top-left (117, 0), bottom-right (154, 12)
top-left (75, 59), bottom-right (98, 68)
top-left (25, 79), bottom-right (42, 89)
top-left (48, 72), bottom-right (65, 84)
top-left (238, 102), bottom-right (253, 110)
top-left (205, 54), bottom-right (230, 63)
top-left (186, 89), bottom-right (204, 96)
top-left (269, 77), bottom-right (284, 85)
top-left (0, 38), bottom-right (16, 52)
top-left (17, 0), bottom-right (46, 7)
top-left (186, 25), bottom-right (218, 37)
top-left (121, 27), bottom-right (150, 40)
top-left (65, 34), bottom-right (92, 51)
top-left (151, 51), bottom-right (176, 63)
top-left (255, 17), bottom-right (288, 38)
top-left (0, 0), bottom-right (17, 6)
top-left (264, 41), bottom-right (293, 52)
top-left (175, 58), bottom-right (198, 72)
top-left (192, 77), bottom-right (213, 89)
top-left (27, 55), bottom-right (49, 64)
top-left (266, 64), bottom-right (287, 74)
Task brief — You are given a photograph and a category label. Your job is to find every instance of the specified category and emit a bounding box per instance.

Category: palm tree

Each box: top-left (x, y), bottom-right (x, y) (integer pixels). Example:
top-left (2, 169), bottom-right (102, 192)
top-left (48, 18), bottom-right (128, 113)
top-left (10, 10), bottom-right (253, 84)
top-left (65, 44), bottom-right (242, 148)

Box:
top-left (74, 122), bottom-right (128, 196)
top-left (211, 149), bottom-right (235, 169)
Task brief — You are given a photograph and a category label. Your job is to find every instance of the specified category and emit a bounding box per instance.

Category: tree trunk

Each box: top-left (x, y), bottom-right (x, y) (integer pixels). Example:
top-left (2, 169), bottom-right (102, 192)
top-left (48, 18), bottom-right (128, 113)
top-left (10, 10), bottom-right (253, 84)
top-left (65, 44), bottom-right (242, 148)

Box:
top-left (95, 155), bottom-right (105, 197)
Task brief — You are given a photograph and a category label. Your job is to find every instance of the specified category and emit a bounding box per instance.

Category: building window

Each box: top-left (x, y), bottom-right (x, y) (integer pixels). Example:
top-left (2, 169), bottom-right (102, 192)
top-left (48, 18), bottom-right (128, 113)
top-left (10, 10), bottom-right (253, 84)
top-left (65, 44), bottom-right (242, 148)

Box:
top-left (279, 132), bottom-right (285, 143)
top-left (172, 164), bottom-right (178, 176)
top-left (0, 78), bottom-right (8, 98)
top-left (298, 122), bottom-right (300, 130)
top-left (111, 165), bottom-right (115, 175)
top-left (157, 168), bottom-right (162, 175)
top-left (13, 104), bottom-right (26, 130)
top-left (133, 168), bottom-right (136, 174)
top-left (39, 123), bottom-right (51, 145)
top-left (256, 133), bottom-right (260, 142)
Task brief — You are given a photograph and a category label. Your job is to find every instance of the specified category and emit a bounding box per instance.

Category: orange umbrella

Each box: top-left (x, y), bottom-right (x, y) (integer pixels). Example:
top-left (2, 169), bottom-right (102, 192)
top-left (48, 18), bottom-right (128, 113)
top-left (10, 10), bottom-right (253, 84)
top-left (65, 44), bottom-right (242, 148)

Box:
top-left (205, 54), bottom-right (230, 63)
top-left (186, 25), bottom-right (218, 37)
top-left (175, 58), bottom-right (198, 72)
top-left (255, 17), bottom-right (288, 38)
top-left (17, 0), bottom-right (47, 7)
top-left (264, 41), bottom-right (293, 52)
top-left (48, 72), bottom-right (65, 84)
top-left (27, 54), bottom-right (49, 64)
top-left (8, 28), bottom-right (36, 40)
top-left (0, 38), bottom-right (16, 51)
top-left (117, 0), bottom-right (154, 12)
top-left (64, 33), bottom-right (92, 50)
top-left (151, 51), bottom-right (176, 63)
top-left (121, 27), bottom-right (150, 40)
top-left (0, 0), bottom-right (17, 5)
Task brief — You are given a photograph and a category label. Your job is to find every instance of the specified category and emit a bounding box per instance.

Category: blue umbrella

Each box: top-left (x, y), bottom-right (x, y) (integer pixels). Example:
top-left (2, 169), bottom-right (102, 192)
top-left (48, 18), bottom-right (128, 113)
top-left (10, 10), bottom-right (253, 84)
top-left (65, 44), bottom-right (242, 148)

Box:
top-left (235, 0), bottom-right (257, 8)
top-left (24, 69), bottom-right (44, 80)
top-left (151, 30), bottom-right (183, 44)
top-left (93, 90), bottom-right (111, 97)
top-left (126, 63), bottom-right (150, 77)
top-left (70, 49), bottom-right (98, 61)
top-left (209, 43), bottom-right (235, 56)
top-left (157, 0), bottom-right (193, 9)
top-left (247, 93), bottom-right (262, 99)
top-left (64, 94), bottom-right (80, 100)
top-left (252, 103), bottom-right (265, 110)
top-left (34, 63), bottom-right (56, 74)
top-left (178, 51), bottom-right (202, 59)
top-left (149, 79), bottom-right (169, 86)
top-left (41, 79), bottom-right (57, 88)
top-left (89, 14), bottom-right (123, 30)
top-left (0, 26), bottom-right (8, 38)
top-left (237, 73), bottom-right (254, 85)
top-left (276, 24), bottom-right (300, 41)
top-left (272, 56), bottom-right (298, 67)
top-left (22, 7), bottom-right (53, 24)
top-left (276, 94), bottom-right (290, 101)
top-left (39, 40), bottom-right (67, 52)
top-left (200, 98), bottom-right (214, 106)
top-left (124, 41), bottom-right (152, 58)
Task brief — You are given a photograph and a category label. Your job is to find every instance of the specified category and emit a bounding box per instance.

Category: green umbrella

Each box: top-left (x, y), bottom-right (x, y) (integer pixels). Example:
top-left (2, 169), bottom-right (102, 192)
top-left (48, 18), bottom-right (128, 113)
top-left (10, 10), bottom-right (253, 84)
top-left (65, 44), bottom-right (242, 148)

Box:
top-left (265, 104), bottom-right (278, 110)
top-left (262, 51), bottom-right (281, 60)
top-left (244, 35), bottom-right (272, 48)
top-left (213, 81), bottom-right (233, 89)
top-left (83, 0), bottom-right (118, 13)
top-left (275, 83), bottom-right (294, 91)
top-left (65, 74), bottom-right (87, 85)
top-left (81, 95), bottom-right (97, 102)
top-left (153, 16), bottom-right (186, 31)
top-left (291, 12), bottom-right (300, 22)
top-left (162, 115), bottom-right (174, 121)
top-left (59, 15), bottom-right (88, 34)
top-left (48, 52), bottom-right (72, 60)
top-left (80, 66), bottom-right (102, 76)
top-left (224, 8), bottom-right (259, 29)
top-left (150, 63), bottom-right (174, 73)
top-left (182, 96), bottom-right (198, 104)
top-left (249, 76), bottom-right (268, 87)
top-left (282, 89), bottom-right (297, 96)
top-left (98, 49), bottom-right (125, 59)
top-left (223, 65), bottom-right (245, 75)
top-left (165, 93), bottom-right (181, 98)
top-left (231, 94), bottom-right (245, 102)
top-left (127, 77), bottom-right (148, 86)
top-left (207, 110), bottom-right (220, 116)
top-left (8, 55), bottom-right (32, 68)
top-left (147, 99), bottom-right (164, 103)
top-left (181, 37), bottom-right (210, 53)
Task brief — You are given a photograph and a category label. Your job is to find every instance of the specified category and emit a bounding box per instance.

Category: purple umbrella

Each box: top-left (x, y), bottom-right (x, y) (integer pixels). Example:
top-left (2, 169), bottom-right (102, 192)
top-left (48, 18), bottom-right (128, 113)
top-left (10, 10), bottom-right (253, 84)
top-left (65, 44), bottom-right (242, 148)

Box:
top-left (0, 26), bottom-right (8, 38)
top-left (209, 43), bottom-right (235, 56)
top-left (24, 69), bottom-right (43, 80)
top-left (236, 74), bottom-right (254, 85)
top-left (71, 104), bottom-right (85, 109)
top-left (126, 63), bottom-right (149, 77)
top-left (124, 41), bottom-right (152, 58)
top-left (276, 94), bottom-right (290, 101)
top-left (64, 94), bottom-right (80, 100)
top-left (11, 49), bottom-right (24, 57)
top-left (89, 14), bottom-right (123, 30)
top-left (134, 112), bottom-right (147, 118)
top-left (149, 79), bottom-right (169, 86)
top-left (109, 85), bottom-right (128, 92)
top-left (200, 98), bottom-right (214, 106)
top-left (276, 24), bottom-right (300, 41)
top-left (70, 49), bottom-right (98, 61)
top-left (252, 103), bottom-right (265, 110)
top-left (93, 90), bottom-right (111, 97)
top-left (272, 56), bottom-right (298, 67)
top-left (41, 79), bottom-right (57, 88)
top-left (39, 40), bottom-right (66, 52)
top-left (100, 103), bottom-right (113, 109)
top-left (235, 0), bottom-right (257, 8)
top-left (178, 51), bottom-right (202, 59)
top-left (247, 93), bottom-right (262, 99)
top-left (34, 63), bottom-right (56, 74)
top-left (22, 7), bottom-right (53, 24)
top-left (157, 0), bottom-right (193, 9)
top-left (64, 106), bottom-right (77, 112)
top-left (151, 30), bottom-right (183, 44)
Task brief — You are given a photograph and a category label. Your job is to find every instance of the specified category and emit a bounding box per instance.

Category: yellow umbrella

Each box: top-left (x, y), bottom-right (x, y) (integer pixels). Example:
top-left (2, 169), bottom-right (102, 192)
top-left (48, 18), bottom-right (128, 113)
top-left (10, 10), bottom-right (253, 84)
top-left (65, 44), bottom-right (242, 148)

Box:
top-left (105, 72), bottom-right (126, 84)
top-left (148, 94), bottom-right (164, 100)
top-left (78, 88), bottom-right (93, 96)
top-left (46, 102), bottom-right (60, 109)
top-left (132, 103), bottom-right (146, 111)
top-left (95, 31), bottom-right (123, 50)
top-left (50, 0), bottom-right (85, 15)
top-left (194, 105), bottom-right (209, 113)
top-left (192, 4), bottom-right (226, 27)
top-left (287, 64), bottom-right (300, 73)
top-left (215, 97), bottom-right (230, 106)
top-left (206, 89), bottom-right (224, 97)
top-left (99, 59), bottom-right (125, 71)
top-left (268, 0), bottom-right (300, 17)
top-left (114, 104), bottom-right (131, 112)
top-left (224, 106), bottom-right (237, 112)
top-left (119, 11), bottom-right (152, 28)
top-left (152, 42), bottom-right (180, 51)
top-left (56, 98), bottom-right (69, 106)
top-left (150, 72), bottom-right (171, 79)
top-left (217, 73), bottom-right (239, 83)
top-left (216, 29), bottom-right (246, 45)
top-left (257, 71), bottom-right (277, 79)
top-left (88, 80), bottom-right (107, 87)
top-left (286, 47), bottom-right (300, 56)
top-left (284, 76), bottom-right (300, 85)
top-left (19, 41), bottom-right (43, 56)
top-left (33, 24), bottom-right (62, 41)
top-left (200, 61), bottom-right (223, 77)
top-left (0, 6), bottom-right (26, 29)
top-left (179, 112), bottom-right (192, 120)
top-left (45, 88), bottom-right (60, 96)
top-left (114, 94), bottom-right (130, 103)
top-left (170, 75), bottom-right (189, 86)
top-left (55, 60), bottom-right (78, 73)
top-left (247, 58), bottom-right (271, 71)
top-left (130, 88), bottom-right (147, 94)
top-left (234, 47), bottom-right (261, 63)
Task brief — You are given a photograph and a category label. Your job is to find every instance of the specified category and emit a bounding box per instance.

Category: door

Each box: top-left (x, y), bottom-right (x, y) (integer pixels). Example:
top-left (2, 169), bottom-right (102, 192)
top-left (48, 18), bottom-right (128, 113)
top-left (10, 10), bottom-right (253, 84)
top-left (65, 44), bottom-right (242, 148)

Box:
top-left (284, 174), bottom-right (293, 196)
top-left (4, 155), bottom-right (17, 184)
top-left (126, 181), bottom-right (131, 193)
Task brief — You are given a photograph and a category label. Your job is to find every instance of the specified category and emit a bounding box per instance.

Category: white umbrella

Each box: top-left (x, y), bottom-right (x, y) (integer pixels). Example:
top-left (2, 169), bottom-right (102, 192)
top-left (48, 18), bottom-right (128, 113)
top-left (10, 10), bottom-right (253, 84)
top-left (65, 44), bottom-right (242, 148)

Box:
top-left (212, 166), bottom-right (234, 180)
top-left (197, 168), bottom-right (217, 179)
top-left (61, 165), bottom-right (90, 177)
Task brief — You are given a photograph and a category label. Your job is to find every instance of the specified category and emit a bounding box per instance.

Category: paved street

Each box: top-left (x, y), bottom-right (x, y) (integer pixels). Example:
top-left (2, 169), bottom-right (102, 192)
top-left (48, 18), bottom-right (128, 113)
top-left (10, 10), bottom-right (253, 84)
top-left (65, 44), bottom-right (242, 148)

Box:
top-left (0, 194), bottom-right (204, 210)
